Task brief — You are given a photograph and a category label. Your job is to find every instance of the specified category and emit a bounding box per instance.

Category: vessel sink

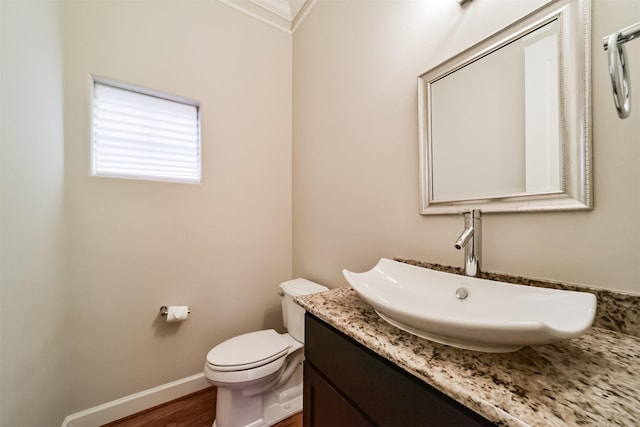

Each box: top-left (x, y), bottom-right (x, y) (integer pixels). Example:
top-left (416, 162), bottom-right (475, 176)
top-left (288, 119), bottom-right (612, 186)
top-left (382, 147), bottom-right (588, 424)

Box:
top-left (343, 258), bottom-right (597, 353)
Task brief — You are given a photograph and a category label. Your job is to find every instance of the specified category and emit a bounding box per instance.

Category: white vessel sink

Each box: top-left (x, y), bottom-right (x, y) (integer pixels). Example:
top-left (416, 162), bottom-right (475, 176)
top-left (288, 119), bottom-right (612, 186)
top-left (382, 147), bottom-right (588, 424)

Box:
top-left (343, 258), bottom-right (597, 353)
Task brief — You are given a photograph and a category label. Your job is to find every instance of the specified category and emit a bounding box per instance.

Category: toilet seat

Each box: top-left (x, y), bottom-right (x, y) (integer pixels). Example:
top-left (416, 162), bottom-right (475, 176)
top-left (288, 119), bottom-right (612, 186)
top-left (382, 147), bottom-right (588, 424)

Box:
top-left (205, 330), bottom-right (297, 386)
top-left (207, 329), bottom-right (290, 371)
top-left (205, 354), bottom-right (287, 386)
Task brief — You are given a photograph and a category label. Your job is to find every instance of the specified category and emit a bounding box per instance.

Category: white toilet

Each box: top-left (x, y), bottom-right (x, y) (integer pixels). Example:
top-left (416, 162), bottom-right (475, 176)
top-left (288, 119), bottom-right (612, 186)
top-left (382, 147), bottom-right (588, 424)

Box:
top-left (203, 278), bottom-right (328, 427)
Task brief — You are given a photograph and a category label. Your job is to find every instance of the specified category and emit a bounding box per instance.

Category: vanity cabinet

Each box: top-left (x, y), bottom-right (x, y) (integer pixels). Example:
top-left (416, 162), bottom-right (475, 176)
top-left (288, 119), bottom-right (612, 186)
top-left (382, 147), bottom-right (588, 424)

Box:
top-left (303, 314), bottom-right (495, 427)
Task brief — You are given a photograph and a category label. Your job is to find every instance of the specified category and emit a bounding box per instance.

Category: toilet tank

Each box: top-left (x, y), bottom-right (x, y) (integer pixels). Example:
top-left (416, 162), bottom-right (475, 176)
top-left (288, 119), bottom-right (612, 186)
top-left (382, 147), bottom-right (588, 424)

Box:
top-left (279, 278), bottom-right (328, 343)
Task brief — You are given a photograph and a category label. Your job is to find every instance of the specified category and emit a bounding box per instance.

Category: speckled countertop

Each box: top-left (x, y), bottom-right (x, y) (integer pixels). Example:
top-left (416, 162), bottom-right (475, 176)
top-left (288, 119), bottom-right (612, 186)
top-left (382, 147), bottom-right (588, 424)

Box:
top-left (295, 267), bottom-right (640, 427)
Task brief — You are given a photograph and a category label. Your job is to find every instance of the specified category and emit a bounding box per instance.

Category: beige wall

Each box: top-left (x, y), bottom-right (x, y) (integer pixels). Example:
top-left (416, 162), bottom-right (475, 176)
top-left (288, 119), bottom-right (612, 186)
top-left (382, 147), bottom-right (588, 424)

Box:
top-left (293, 0), bottom-right (640, 294)
top-left (3, 0), bottom-right (640, 424)
top-left (61, 0), bottom-right (292, 414)
top-left (1, 1), bottom-right (69, 425)
top-left (1, 0), bottom-right (293, 422)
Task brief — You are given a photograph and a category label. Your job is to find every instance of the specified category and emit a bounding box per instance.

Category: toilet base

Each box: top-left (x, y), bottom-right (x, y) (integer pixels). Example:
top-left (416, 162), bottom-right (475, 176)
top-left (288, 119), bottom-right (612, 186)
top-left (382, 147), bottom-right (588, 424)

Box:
top-left (212, 385), bottom-right (302, 427)
top-left (213, 395), bottom-right (301, 427)
top-left (262, 390), bottom-right (302, 426)
top-left (212, 358), bottom-right (304, 427)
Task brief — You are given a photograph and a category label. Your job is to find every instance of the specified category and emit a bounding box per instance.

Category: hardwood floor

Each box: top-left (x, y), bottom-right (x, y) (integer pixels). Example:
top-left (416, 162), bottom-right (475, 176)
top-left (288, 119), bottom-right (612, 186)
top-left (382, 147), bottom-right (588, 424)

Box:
top-left (102, 386), bottom-right (303, 427)
top-left (272, 412), bottom-right (303, 427)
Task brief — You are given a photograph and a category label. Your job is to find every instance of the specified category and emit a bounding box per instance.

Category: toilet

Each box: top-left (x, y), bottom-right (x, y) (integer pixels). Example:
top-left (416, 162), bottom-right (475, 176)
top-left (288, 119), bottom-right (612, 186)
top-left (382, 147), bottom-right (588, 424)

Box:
top-left (203, 278), bottom-right (328, 427)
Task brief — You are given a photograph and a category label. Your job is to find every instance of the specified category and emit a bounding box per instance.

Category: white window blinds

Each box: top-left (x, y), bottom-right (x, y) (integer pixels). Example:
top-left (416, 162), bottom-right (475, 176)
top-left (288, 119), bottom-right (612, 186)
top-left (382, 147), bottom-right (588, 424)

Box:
top-left (92, 81), bottom-right (201, 183)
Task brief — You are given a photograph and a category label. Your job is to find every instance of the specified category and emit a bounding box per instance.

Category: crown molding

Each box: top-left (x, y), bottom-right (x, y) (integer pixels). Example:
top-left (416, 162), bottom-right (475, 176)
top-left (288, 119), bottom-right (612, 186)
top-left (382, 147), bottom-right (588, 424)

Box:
top-left (219, 0), bottom-right (316, 34)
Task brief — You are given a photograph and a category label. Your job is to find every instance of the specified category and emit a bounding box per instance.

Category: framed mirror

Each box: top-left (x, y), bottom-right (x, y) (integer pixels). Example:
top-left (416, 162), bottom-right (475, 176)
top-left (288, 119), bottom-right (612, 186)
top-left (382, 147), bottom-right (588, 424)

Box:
top-left (418, 0), bottom-right (591, 214)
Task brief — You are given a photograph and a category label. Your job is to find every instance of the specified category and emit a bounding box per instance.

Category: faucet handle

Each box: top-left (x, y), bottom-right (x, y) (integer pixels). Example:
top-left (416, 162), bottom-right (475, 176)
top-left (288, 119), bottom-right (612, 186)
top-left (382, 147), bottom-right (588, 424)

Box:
top-left (463, 209), bottom-right (481, 219)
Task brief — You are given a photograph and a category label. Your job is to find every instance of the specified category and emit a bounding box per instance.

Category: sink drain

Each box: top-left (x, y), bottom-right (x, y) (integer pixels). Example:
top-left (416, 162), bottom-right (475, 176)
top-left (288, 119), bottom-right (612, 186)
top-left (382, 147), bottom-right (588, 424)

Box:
top-left (455, 287), bottom-right (468, 300)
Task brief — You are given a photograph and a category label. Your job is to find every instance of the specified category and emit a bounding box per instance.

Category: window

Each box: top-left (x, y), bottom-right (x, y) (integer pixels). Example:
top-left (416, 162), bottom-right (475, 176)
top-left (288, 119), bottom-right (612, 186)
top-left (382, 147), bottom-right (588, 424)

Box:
top-left (91, 79), bottom-right (201, 183)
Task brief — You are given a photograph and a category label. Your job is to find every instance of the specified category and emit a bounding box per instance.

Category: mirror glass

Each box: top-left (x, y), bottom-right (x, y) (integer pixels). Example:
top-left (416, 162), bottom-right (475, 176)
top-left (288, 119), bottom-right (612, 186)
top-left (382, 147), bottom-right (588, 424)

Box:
top-left (418, 0), bottom-right (591, 214)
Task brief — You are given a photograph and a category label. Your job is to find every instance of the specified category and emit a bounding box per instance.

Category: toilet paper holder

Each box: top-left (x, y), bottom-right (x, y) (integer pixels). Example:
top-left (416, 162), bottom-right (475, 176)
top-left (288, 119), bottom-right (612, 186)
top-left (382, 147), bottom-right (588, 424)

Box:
top-left (159, 306), bottom-right (191, 317)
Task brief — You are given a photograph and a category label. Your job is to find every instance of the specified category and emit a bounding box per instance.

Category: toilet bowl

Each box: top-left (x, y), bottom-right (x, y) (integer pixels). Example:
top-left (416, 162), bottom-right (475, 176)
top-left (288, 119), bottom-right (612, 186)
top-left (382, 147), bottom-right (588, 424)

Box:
top-left (203, 278), bottom-right (328, 427)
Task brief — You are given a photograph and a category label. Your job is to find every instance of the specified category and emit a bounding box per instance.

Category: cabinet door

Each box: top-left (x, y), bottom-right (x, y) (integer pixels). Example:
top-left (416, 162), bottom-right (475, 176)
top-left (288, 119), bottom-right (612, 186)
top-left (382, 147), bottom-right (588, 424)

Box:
top-left (305, 314), bottom-right (495, 427)
top-left (303, 361), bottom-right (373, 427)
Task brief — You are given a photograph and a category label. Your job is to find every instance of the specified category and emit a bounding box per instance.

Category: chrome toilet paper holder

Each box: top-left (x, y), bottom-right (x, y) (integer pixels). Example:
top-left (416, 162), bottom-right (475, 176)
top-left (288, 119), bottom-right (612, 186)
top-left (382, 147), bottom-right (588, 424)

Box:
top-left (159, 305), bottom-right (191, 317)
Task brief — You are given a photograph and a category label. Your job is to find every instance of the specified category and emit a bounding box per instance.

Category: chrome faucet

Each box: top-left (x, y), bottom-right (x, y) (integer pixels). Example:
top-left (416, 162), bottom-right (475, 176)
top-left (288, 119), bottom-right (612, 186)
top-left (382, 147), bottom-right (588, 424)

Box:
top-left (454, 210), bottom-right (481, 277)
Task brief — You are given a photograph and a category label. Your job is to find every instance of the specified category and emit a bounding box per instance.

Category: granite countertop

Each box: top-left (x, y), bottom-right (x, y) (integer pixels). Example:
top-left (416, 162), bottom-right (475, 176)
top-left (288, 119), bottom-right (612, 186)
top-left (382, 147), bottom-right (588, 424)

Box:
top-left (296, 287), bottom-right (640, 427)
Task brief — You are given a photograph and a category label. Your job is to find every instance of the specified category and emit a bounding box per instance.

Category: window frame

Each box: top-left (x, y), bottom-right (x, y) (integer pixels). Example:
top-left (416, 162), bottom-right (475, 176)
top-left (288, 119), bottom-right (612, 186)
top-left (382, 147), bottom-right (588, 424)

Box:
top-left (90, 76), bottom-right (202, 184)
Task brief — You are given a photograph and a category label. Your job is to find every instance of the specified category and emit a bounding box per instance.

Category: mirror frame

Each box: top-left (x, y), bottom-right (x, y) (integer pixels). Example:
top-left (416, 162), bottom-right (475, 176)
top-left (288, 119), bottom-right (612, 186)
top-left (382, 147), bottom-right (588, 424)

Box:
top-left (417, 0), bottom-right (591, 215)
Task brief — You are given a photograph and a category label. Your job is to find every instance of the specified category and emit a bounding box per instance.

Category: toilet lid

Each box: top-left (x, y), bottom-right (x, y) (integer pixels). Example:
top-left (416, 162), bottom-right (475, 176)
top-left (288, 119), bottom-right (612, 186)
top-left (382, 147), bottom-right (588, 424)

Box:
top-left (280, 278), bottom-right (328, 297)
top-left (206, 329), bottom-right (290, 371)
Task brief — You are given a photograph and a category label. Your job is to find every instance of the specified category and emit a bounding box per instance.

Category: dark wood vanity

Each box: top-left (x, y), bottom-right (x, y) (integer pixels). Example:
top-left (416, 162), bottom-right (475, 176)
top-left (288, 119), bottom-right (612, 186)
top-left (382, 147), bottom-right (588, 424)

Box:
top-left (303, 314), bottom-right (494, 426)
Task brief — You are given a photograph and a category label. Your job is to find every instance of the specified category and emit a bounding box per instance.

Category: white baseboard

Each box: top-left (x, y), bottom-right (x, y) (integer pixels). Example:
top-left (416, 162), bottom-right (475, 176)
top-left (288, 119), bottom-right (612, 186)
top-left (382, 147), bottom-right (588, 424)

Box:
top-left (61, 373), bottom-right (211, 427)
